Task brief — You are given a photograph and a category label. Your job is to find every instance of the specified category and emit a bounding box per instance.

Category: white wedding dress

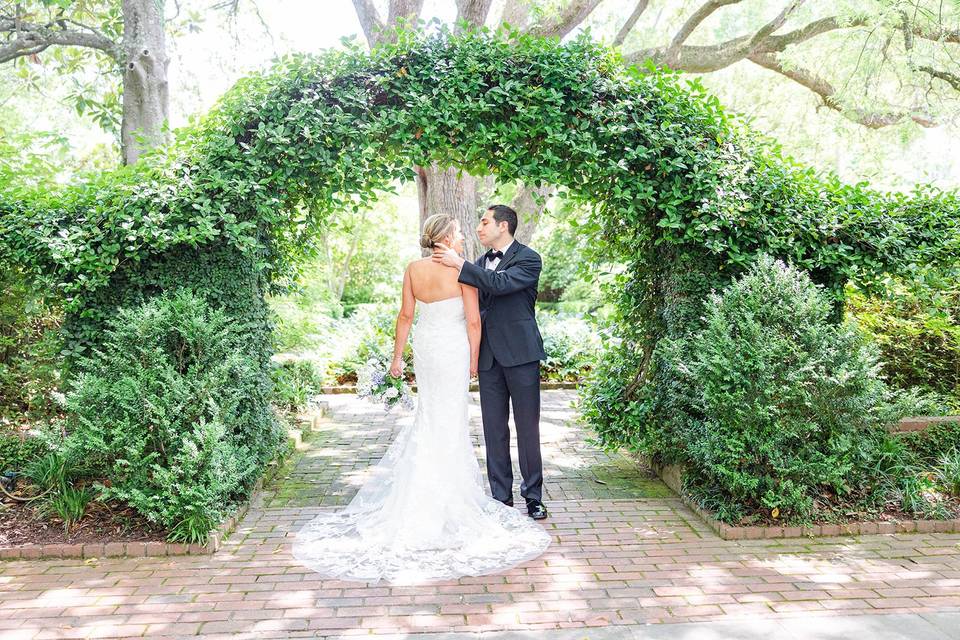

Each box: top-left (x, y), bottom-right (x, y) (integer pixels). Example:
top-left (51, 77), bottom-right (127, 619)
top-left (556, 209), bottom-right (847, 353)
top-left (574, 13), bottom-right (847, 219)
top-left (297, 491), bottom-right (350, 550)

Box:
top-left (292, 295), bottom-right (551, 584)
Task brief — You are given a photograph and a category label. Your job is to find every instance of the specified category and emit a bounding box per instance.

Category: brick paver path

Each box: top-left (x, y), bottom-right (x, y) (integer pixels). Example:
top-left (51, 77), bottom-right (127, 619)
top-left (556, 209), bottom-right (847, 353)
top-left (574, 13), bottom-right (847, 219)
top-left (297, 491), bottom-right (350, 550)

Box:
top-left (2, 390), bottom-right (959, 639)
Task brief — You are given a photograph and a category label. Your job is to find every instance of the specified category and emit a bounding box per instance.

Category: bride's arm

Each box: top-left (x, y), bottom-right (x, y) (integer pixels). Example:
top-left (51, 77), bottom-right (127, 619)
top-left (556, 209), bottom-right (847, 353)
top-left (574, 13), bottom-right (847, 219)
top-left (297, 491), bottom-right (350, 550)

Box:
top-left (390, 265), bottom-right (416, 377)
top-left (462, 284), bottom-right (481, 377)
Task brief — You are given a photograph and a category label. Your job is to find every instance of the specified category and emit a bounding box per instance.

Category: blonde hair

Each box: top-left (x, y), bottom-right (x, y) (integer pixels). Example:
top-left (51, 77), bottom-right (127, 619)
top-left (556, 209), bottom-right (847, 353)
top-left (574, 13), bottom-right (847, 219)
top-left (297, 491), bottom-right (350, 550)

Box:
top-left (419, 214), bottom-right (457, 249)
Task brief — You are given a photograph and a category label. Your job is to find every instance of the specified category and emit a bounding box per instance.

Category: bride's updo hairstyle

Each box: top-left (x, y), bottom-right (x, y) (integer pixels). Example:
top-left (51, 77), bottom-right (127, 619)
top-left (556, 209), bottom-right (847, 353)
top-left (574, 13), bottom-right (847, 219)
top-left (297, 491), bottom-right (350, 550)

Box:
top-left (420, 214), bottom-right (456, 249)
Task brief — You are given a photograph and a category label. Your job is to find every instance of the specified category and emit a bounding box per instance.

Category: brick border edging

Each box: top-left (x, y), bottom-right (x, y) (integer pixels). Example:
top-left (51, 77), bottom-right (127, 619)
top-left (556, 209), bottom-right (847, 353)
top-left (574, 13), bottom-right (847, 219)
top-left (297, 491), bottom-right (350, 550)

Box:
top-left (319, 381), bottom-right (581, 394)
top-left (649, 459), bottom-right (960, 540)
top-left (0, 422), bottom-right (310, 562)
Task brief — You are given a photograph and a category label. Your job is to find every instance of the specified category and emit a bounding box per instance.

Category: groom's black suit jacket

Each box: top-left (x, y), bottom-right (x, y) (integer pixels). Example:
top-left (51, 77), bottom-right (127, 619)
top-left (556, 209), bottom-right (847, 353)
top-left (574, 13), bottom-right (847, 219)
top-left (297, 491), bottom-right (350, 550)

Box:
top-left (457, 241), bottom-right (547, 371)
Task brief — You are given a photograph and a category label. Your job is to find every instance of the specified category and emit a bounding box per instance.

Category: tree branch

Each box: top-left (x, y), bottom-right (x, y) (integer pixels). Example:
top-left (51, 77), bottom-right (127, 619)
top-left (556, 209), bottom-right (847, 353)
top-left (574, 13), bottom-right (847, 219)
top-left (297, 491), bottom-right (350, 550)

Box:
top-left (0, 16), bottom-right (122, 64)
top-left (626, 10), bottom-right (960, 73)
top-left (613, 0), bottom-right (649, 47)
top-left (525, 0), bottom-right (604, 39)
top-left (911, 23), bottom-right (960, 45)
top-left (761, 15), bottom-right (867, 52)
top-left (666, 0), bottom-right (743, 62)
top-left (746, 0), bottom-right (806, 52)
top-left (917, 65), bottom-right (960, 92)
top-left (748, 51), bottom-right (936, 128)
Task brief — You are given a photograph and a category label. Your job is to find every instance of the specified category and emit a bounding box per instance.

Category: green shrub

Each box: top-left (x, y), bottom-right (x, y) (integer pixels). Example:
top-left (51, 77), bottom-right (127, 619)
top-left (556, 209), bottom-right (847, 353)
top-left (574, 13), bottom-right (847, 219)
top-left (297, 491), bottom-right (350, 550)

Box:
top-left (895, 472), bottom-right (940, 517)
top-left (63, 290), bottom-right (283, 542)
top-left (0, 272), bottom-right (62, 421)
top-left (0, 431), bottom-right (50, 472)
top-left (667, 255), bottom-right (917, 522)
top-left (538, 312), bottom-right (598, 382)
top-left (898, 420), bottom-right (960, 465)
top-left (847, 276), bottom-right (960, 410)
top-left (25, 450), bottom-right (74, 492)
top-left (937, 449), bottom-right (960, 496)
top-left (270, 357), bottom-right (324, 411)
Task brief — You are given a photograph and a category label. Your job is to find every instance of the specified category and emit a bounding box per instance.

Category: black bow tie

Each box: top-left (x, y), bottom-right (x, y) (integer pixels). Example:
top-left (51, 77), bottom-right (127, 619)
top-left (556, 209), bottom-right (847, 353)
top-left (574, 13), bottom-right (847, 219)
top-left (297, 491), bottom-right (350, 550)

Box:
top-left (485, 249), bottom-right (504, 262)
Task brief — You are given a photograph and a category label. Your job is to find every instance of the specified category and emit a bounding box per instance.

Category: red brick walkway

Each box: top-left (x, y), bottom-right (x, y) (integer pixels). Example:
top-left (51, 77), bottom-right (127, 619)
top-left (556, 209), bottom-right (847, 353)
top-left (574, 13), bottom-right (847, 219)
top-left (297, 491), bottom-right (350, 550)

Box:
top-left (1, 391), bottom-right (959, 638)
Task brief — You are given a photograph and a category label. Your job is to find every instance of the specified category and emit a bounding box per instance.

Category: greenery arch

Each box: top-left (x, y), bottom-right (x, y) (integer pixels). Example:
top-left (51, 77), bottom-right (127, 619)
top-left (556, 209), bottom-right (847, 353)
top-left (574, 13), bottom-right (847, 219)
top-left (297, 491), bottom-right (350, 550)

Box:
top-left (2, 27), bottom-right (958, 515)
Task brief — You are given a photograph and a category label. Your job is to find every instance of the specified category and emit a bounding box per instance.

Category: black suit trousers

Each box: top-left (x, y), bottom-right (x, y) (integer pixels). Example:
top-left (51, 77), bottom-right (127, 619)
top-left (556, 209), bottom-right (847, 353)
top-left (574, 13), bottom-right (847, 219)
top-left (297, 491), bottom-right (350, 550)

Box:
top-left (478, 356), bottom-right (543, 504)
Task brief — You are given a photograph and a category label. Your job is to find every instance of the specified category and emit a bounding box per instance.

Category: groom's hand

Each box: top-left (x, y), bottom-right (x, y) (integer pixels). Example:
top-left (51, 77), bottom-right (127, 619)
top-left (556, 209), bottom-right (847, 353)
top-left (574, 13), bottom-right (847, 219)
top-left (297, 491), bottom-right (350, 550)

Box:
top-left (432, 243), bottom-right (465, 270)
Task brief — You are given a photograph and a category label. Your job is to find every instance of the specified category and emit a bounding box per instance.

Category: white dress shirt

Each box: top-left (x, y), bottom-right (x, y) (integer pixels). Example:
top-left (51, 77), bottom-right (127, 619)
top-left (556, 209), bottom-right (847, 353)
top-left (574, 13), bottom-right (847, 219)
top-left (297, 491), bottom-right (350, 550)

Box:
top-left (484, 240), bottom-right (514, 271)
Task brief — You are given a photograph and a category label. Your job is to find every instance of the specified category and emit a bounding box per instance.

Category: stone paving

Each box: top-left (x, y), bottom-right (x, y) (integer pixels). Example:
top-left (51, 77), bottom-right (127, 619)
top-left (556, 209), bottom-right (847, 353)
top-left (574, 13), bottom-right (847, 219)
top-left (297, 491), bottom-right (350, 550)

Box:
top-left (1, 390), bottom-right (959, 639)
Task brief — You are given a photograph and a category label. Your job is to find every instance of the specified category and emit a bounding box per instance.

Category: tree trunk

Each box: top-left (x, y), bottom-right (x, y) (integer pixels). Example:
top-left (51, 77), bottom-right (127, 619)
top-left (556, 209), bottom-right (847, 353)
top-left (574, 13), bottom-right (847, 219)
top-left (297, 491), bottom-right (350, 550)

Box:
top-left (416, 165), bottom-right (482, 261)
top-left (456, 0), bottom-right (495, 30)
top-left (511, 184), bottom-right (554, 247)
top-left (121, 0), bottom-right (170, 165)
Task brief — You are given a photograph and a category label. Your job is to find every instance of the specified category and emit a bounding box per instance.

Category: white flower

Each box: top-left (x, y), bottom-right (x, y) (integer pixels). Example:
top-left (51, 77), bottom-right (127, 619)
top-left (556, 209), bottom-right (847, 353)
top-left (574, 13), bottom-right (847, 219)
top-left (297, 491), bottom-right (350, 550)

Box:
top-left (384, 387), bottom-right (399, 399)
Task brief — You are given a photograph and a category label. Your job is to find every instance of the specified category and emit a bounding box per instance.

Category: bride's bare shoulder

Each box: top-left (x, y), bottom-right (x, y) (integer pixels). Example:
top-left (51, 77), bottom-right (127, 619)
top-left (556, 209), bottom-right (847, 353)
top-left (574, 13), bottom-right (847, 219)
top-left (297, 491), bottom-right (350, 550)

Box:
top-left (405, 258), bottom-right (430, 272)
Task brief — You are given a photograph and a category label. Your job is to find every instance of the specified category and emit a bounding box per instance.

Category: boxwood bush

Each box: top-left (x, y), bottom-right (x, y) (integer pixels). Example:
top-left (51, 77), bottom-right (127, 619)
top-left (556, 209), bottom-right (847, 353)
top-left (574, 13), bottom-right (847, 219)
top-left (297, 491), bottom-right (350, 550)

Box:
top-left (657, 256), bottom-right (939, 523)
top-left (63, 290), bottom-right (284, 542)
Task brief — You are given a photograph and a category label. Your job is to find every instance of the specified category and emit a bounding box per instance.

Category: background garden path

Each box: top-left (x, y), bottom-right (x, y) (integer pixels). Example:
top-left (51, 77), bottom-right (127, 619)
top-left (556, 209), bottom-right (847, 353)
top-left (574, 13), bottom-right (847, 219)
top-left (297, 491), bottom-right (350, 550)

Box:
top-left (1, 390), bottom-right (959, 638)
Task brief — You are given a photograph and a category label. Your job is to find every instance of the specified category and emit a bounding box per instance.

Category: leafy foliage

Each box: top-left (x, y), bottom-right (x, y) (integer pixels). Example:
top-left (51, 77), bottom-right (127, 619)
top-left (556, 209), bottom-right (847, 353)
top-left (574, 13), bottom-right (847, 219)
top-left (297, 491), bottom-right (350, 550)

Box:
top-left (898, 420), bottom-right (960, 466)
top-left (0, 271), bottom-right (63, 422)
top-left (846, 272), bottom-right (960, 411)
top-left (538, 312), bottom-right (598, 382)
top-left (270, 357), bottom-right (324, 412)
top-left (657, 256), bottom-right (924, 522)
top-left (62, 290), bottom-right (283, 542)
top-left (938, 449), bottom-right (960, 497)
top-left (0, 431), bottom-right (50, 472)
top-left (1, 27), bottom-right (957, 527)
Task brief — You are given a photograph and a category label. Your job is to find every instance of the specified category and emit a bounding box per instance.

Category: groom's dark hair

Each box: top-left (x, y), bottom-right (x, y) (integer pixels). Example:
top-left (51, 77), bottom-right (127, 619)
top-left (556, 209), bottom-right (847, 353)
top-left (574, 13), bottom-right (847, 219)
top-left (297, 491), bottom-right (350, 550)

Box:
top-left (487, 204), bottom-right (518, 236)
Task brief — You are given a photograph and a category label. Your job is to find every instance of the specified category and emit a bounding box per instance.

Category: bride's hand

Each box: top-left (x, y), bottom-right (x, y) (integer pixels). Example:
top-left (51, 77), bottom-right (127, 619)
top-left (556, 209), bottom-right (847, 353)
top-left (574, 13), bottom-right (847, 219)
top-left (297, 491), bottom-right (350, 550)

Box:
top-left (390, 358), bottom-right (404, 378)
top-left (470, 362), bottom-right (478, 378)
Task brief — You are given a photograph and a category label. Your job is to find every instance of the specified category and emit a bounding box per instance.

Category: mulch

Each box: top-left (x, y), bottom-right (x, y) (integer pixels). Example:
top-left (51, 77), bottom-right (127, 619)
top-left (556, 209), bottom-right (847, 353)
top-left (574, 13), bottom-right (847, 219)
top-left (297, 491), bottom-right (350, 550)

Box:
top-left (0, 498), bottom-right (168, 547)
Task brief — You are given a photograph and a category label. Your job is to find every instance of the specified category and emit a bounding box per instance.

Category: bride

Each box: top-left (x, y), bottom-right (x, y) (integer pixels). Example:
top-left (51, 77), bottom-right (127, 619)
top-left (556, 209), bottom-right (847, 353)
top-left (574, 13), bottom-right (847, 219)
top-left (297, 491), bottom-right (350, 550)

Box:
top-left (292, 213), bottom-right (551, 584)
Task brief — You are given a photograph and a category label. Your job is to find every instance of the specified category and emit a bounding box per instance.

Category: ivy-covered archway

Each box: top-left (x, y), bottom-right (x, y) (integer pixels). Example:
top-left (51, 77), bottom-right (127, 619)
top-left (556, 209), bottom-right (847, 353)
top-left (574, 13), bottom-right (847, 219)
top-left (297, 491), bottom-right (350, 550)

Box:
top-left (2, 27), bottom-right (958, 504)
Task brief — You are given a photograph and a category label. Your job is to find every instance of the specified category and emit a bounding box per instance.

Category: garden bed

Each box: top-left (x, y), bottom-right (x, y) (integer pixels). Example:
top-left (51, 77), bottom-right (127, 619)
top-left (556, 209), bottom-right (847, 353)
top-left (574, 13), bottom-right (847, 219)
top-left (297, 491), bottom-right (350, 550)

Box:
top-left (652, 460), bottom-right (960, 540)
top-left (0, 500), bottom-right (167, 547)
top-left (0, 473), bottom-right (255, 560)
top-left (0, 420), bottom-right (312, 561)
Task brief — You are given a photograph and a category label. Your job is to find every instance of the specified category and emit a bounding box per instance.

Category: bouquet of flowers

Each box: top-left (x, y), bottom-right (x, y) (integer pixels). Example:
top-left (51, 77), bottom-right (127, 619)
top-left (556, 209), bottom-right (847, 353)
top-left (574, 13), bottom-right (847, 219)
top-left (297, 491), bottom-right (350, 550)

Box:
top-left (356, 356), bottom-right (415, 412)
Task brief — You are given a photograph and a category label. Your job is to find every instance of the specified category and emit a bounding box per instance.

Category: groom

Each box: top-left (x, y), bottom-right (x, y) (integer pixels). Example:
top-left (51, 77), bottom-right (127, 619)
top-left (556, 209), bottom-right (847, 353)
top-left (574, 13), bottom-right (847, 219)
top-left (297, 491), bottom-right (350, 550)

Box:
top-left (433, 204), bottom-right (548, 520)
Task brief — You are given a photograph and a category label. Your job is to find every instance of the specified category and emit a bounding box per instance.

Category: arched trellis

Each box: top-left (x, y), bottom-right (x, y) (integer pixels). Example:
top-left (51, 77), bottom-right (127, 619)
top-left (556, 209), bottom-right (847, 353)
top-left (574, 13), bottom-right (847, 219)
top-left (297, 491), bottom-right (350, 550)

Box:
top-left (1, 27), bottom-right (958, 461)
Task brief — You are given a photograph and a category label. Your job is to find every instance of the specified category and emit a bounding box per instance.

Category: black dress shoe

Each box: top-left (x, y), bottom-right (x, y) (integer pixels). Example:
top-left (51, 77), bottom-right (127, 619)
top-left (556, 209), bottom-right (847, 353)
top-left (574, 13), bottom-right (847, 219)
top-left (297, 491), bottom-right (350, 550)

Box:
top-left (499, 497), bottom-right (514, 507)
top-left (526, 499), bottom-right (548, 520)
